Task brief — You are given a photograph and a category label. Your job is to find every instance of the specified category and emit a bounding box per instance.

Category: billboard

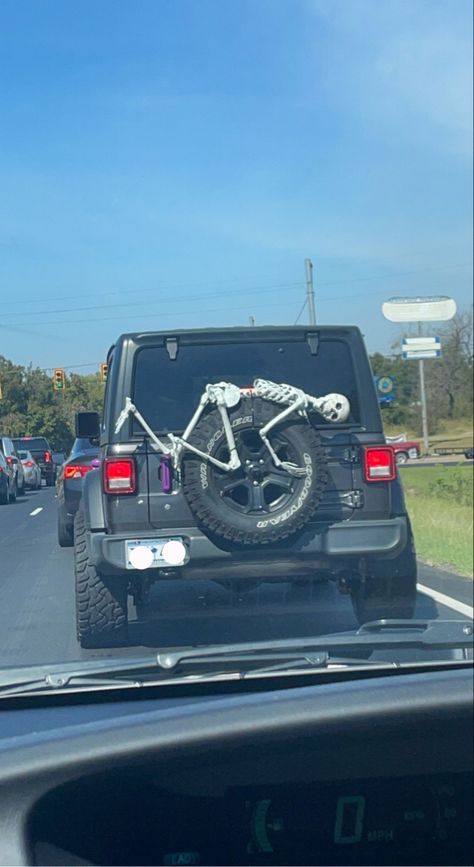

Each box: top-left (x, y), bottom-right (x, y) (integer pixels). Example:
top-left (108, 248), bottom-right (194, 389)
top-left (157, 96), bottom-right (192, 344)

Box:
top-left (382, 296), bottom-right (457, 323)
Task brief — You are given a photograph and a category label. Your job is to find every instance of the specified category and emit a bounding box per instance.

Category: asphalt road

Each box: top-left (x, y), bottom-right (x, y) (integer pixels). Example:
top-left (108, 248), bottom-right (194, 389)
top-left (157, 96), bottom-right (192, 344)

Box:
top-left (0, 488), bottom-right (472, 669)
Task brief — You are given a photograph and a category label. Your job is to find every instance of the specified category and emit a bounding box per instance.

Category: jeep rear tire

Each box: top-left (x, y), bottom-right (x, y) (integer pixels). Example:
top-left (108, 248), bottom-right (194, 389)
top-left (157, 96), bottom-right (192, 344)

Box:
top-left (183, 395), bottom-right (328, 546)
top-left (351, 520), bottom-right (417, 624)
top-left (74, 510), bottom-right (129, 648)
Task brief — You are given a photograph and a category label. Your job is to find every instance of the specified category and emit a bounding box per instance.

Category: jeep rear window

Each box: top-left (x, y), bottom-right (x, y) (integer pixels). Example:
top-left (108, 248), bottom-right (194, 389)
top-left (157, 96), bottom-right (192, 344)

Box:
top-left (132, 339), bottom-right (361, 433)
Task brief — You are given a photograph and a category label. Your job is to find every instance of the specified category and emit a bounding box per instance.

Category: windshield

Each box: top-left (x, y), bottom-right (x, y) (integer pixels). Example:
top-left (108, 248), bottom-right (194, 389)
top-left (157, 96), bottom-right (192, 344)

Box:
top-left (69, 439), bottom-right (99, 457)
top-left (0, 1), bottom-right (472, 686)
top-left (12, 437), bottom-right (49, 452)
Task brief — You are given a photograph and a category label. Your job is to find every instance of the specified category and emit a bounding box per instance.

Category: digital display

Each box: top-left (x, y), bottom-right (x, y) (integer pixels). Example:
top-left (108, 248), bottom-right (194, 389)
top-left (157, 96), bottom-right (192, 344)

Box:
top-left (154, 773), bottom-right (472, 866)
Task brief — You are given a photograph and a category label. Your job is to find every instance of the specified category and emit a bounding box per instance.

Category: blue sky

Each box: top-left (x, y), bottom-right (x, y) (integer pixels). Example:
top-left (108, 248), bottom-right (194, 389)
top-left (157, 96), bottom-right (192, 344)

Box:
top-left (0, 0), bottom-right (472, 371)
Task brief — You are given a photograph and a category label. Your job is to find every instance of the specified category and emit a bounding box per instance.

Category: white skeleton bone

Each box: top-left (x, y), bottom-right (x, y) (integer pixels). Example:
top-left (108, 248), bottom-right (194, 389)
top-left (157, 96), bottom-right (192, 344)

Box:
top-left (254, 379), bottom-right (350, 423)
top-left (114, 379), bottom-right (350, 477)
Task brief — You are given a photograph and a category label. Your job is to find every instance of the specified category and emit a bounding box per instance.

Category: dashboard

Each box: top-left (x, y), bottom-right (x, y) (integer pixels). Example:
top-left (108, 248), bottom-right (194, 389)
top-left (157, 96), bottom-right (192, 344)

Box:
top-left (0, 666), bottom-right (472, 866)
top-left (31, 770), bottom-right (472, 866)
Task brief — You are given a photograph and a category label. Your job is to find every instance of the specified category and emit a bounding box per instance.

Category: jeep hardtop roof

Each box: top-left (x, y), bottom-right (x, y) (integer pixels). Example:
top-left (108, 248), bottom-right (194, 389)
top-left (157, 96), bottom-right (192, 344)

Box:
top-left (121, 323), bottom-right (361, 340)
top-left (107, 325), bottom-right (364, 358)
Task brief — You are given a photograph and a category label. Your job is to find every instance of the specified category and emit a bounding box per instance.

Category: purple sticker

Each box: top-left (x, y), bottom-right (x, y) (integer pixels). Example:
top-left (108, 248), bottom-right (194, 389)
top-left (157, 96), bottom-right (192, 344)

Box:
top-left (160, 456), bottom-right (173, 493)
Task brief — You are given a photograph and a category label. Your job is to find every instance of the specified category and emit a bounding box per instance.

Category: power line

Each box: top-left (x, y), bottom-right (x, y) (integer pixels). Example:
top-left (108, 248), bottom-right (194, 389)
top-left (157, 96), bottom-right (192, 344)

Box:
top-left (0, 282), bottom-right (303, 319)
top-left (2, 261), bottom-right (471, 332)
top-left (315, 261), bottom-right (472, 287)
top-left (42, 362), bottom-right (103, 372)
top-left (293, 278), bottom-right (471, 322)
top-left (3, 300), bottom-right (288, 329)
top-left (0, 279), bottom-right (303, 310)
top-left (1, 260), bottom-right (470, 313)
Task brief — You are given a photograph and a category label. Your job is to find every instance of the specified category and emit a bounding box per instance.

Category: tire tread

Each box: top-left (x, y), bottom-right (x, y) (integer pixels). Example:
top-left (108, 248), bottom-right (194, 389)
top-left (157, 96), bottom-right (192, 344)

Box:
top-left (74, 510), bottom-right (128, 647)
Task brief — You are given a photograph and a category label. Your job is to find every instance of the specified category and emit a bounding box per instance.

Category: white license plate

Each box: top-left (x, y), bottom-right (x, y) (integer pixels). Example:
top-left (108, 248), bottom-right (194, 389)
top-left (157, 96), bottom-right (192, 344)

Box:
top-left (125, 538), bottom-right (183, 568)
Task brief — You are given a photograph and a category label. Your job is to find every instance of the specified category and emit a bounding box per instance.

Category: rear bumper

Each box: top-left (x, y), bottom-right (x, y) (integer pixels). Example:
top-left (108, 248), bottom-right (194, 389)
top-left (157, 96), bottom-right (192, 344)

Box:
top-left (38, 464), bottom-right (54, 480)
top-left (87, 517), bottom-right (408, 579)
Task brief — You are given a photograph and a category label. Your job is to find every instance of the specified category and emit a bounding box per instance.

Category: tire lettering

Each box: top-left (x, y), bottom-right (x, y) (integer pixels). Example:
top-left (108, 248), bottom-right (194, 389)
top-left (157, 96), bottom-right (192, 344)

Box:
top-left (206, 416), bottom-right (252, 454)
top-left (257, 454), bottom-right (313, 528)
top-left (200, 415), bottom-right (252, 490)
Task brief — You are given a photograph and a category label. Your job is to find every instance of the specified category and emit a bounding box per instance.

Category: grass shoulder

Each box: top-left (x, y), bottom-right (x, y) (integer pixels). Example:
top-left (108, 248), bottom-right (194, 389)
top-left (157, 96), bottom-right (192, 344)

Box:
top-left (399, 466), bottom-right (473, 578)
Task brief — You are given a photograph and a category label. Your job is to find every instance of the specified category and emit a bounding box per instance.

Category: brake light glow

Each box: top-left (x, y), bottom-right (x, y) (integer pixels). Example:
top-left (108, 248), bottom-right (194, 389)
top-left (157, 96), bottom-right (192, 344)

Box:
top-left (64, 464), bottom-right (94, 480)
top-left (103, 458), bottom-right (136, 494)
top-left (6, 456), bottom-right (13, 465)
top-left (365, 446), bottom-right (396, 481)
top-left (44, 451), bottom-right (52, 463)
top-left (23, 460), bottom-right (34, 467)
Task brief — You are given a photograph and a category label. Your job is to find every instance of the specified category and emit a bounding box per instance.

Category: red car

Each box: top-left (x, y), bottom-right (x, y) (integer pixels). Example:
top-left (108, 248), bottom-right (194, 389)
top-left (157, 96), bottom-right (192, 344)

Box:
top-left (386, 437), bottom-right (421, 464)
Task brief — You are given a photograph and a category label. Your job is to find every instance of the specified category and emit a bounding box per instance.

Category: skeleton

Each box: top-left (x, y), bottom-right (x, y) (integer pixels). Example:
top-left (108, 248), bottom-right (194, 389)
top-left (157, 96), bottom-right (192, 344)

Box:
top-left (115, 380), bottom-right (350, 477)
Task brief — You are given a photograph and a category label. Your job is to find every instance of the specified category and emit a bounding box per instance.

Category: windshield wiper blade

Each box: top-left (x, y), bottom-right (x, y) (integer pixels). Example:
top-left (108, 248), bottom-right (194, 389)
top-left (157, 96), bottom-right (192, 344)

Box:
top-left (0, 619), bottom-right (471, 697)
top-left (0, 651), bottom-right (392, 697)
top-left (154, 619), bottom-right (473, 671)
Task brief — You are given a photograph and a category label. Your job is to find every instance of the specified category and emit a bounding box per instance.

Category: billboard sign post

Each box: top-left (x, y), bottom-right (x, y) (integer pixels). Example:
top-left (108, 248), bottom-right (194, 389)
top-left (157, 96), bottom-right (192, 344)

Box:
top-left (401, 336), bottom-right (442, 360)
top-left (382, 296), bottom-right (456, 451)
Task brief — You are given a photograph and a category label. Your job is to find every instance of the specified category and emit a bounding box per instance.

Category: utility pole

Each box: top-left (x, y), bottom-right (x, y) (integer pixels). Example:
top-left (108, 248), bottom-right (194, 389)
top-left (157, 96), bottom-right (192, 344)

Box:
top-left (305, 258), bottom-right (316, 325)
top-left (248, 316), bottom-right (255, 327)
top-left (417, 322), bottom-right (429, 450)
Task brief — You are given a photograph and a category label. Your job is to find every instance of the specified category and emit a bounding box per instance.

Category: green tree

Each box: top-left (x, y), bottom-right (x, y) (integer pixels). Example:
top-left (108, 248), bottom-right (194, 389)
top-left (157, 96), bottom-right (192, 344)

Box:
top-left (369, 352), bottom-right (419, 428)
top-left (0, 356), bottom-right (29, 416)
top-left (425, 311), bottom-right (473, 420)
top-left (26, 405), bottom-right (73, 451)
top-left (1, 359), bottom-right (105, 451)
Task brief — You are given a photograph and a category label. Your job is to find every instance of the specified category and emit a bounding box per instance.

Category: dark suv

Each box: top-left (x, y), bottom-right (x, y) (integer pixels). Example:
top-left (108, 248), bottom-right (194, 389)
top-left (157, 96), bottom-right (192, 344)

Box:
top-left (12, 436), bottom-right (55, 486)
top-left (74, 326), bottom-right (417, 648)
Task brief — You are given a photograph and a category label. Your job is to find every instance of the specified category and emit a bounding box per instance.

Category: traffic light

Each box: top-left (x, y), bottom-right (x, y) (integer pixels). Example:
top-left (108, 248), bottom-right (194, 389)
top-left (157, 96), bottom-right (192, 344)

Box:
top-left (53, 368), bottom-right (65, 391)
top-left (100, 362), bottom-right (108, 383)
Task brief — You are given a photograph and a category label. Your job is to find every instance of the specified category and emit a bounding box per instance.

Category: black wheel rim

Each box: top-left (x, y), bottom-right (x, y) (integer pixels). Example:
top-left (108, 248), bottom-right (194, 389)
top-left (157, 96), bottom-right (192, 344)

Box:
top-left (211, 429), bottom-right (300, 515)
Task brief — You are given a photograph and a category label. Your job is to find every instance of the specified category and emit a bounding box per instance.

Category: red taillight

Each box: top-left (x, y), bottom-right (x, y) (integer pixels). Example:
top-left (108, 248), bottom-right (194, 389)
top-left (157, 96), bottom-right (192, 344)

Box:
top-left (6, 456), bottom-right (13, 465)
top-left (64, 464), bottom-right (94, 480)
top-left (44, 451), bottom-right (52, 463)
top-left (365, 446), bottom-right (396, 481)
top-left (24, 460), bottom-right (34, 467)
top-left (103, 458), bottom-right (136, 494)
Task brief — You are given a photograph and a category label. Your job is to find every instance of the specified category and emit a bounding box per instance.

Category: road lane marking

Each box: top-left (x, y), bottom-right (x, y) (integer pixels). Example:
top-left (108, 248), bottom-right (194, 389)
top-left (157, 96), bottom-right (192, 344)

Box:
top-left (29, 507), bottom-right (43, 517)
top-left (417, 582), bottom-right (473, 619)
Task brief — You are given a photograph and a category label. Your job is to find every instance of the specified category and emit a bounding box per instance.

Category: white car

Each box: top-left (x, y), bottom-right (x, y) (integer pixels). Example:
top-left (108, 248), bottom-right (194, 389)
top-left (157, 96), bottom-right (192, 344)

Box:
top-left (18, 450), bottom-right (42, 490)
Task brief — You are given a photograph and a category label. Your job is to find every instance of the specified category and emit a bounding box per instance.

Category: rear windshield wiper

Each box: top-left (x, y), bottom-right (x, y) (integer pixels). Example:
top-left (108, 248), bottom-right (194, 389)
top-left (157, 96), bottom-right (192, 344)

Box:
top-left (0, 619), bottom-right (472, 697)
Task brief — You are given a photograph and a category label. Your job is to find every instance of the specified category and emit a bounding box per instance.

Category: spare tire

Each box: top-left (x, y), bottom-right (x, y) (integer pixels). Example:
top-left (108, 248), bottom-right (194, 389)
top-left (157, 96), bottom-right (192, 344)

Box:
top-left (182, 395), bottom-right (328, 545)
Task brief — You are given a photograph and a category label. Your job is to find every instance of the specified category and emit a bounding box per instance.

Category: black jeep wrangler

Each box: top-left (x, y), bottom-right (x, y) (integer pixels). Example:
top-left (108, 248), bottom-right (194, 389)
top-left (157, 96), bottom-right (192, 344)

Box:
top-left (74, 326), bottom-right (417, 648)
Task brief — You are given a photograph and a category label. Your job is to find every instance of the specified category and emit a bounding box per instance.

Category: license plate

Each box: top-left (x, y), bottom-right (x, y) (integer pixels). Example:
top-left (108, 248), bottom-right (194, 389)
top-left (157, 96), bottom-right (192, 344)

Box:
top-left (125, 538), bottom-right (184, 568)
